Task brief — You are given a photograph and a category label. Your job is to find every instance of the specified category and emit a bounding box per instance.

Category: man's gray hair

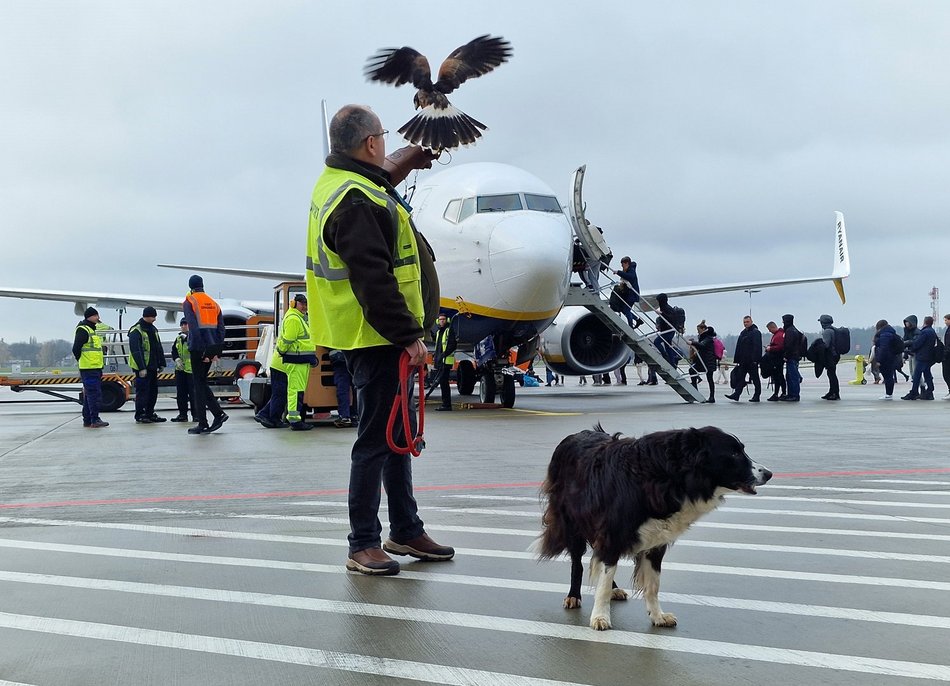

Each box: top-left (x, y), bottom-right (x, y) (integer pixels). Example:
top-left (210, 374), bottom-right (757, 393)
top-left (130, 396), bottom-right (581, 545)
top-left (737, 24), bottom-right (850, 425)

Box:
top-left (329, 105), bottom-right (379, 154)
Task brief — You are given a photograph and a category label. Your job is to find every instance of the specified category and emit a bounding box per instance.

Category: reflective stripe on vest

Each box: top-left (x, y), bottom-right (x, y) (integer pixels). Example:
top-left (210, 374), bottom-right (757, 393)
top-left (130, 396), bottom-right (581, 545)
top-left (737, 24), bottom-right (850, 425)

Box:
top-left (436, 326), bottom-right (454, 365)
top-left (128, 323), bottom-right (150, 371)
top-left (76, 324), bottom-right (104, 370)
top-left (305, 166), bottom-right (424, 350)
top-left (185, 292), bottom-right (221, 329)
top-left (175, 334), bottom-right (192, 374)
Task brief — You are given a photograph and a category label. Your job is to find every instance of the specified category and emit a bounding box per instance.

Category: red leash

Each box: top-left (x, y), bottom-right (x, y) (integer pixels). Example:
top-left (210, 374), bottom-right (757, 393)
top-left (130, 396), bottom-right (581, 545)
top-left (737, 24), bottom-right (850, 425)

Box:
top-left (387, 351), bottom-right (426, 456)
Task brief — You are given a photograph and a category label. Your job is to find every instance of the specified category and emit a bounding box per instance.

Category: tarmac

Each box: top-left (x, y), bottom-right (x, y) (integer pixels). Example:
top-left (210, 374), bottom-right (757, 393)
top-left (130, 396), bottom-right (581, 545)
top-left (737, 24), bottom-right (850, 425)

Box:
top-left (1, 365), bottom-right (949, 686)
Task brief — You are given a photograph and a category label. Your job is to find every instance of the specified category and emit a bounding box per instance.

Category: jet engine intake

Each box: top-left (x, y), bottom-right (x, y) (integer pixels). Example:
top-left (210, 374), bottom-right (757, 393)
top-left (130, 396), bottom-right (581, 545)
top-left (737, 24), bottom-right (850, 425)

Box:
top-left (538, 308), bottom-right (630, 376)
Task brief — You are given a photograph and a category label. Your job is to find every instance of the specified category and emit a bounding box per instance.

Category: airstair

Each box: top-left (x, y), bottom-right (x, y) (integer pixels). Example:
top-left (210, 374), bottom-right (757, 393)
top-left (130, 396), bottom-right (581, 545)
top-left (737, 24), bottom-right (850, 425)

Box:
top-left (564, 284), bottom-right (706, 403)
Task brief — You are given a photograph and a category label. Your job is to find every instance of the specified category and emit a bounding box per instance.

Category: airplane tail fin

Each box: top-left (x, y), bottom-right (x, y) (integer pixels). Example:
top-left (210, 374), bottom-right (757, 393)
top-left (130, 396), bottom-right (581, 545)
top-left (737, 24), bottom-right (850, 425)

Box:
top-left (832, 211), bottom-right (850, 304)
top-left (321, 99), bottom-right (331, 160)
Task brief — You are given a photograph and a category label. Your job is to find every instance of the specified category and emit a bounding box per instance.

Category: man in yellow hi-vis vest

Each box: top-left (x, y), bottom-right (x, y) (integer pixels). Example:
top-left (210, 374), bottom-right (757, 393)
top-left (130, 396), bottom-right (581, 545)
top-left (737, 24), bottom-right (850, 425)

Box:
top-left (169, 318), bottom-right (195, 422)
top-left (432, 314), bottom-right (457, 411)
top-left (306, 104), bottom-right (451, 576)
top-left (259, 293), bottom-right (316, 431)
top-left (72, 306), bottom-right (109, 428)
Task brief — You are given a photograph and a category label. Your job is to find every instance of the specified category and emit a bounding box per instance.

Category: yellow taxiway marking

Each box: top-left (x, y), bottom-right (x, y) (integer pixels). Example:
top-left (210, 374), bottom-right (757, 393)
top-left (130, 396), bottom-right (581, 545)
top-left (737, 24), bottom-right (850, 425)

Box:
top-left (502, 408), bottom-right (581, 416)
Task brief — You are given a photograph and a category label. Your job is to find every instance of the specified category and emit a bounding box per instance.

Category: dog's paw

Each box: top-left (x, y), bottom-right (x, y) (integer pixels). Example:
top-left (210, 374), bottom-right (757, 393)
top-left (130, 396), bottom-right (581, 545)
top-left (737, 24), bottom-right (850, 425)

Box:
top-left (590, 614), bottom-right (612, 631)
top-left (650, 612), bottom-right (677, 627)
top-left (563, 596), bottom-right (582, 609)
top-left (611, 588), bottom-right (630, 601)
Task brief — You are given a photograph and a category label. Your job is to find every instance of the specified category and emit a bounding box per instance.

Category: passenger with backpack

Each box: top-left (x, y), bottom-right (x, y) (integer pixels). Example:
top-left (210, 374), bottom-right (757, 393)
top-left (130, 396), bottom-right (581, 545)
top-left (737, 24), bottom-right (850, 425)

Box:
top-left (818, 314), bottom-right (845, 401)
top-left (687, 320), bottom-right (718, 403)
top-left (780, 314), bottom-right (804, 401)
top-left (654, 293), bottom-right (684, 368)
top-left (725, 315), bottom-right (763, 402)
top-left (874, 319), bottom-right (902, 400)
top-left (904, 315), bottom-right (938, 400)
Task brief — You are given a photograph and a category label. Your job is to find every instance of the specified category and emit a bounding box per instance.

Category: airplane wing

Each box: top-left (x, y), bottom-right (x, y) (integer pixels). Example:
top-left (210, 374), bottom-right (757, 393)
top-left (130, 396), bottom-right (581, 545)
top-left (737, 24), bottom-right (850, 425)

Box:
top-left (639, 211), bottom-right (851, 305)
top-left (156, 264), bottom-right (304, 281)
top-left (0, 286), bottom-right (272, 319)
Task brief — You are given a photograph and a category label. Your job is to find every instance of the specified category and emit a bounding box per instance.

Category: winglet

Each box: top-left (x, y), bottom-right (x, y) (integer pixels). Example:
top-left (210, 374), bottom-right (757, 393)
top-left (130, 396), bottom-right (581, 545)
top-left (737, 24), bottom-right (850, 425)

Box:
top-left (832, 211), bottom-right (849, 304)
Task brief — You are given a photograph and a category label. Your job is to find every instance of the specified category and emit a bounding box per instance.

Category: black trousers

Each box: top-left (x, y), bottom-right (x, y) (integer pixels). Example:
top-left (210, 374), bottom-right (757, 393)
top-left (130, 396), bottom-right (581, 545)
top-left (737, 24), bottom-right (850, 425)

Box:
top-left (134, 369), bottom-right (159, 418)
top-left (734, 362), bottom-right (761, 398)
top-left (190, 351), bottom-right (224, 428)
top-left (435, 362), bottom-right (452, 408)
top-left (175, 370), bottom-right (195, 419)
top-left (344, 346), bottom-right (424, 554)
top-left (826, 361), bottom-right (840, 396)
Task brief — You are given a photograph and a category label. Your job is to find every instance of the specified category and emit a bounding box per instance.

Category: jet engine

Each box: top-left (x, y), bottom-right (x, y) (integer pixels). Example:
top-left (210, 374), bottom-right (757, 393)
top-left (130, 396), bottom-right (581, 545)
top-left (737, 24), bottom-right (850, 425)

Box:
top-left (538, 307), bottom-right (631, 376)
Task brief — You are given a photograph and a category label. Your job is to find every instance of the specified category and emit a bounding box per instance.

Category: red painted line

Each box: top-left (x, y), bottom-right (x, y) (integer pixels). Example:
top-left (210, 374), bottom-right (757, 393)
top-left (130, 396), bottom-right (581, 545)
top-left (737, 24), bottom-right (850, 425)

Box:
top-left (3, 469), bottom-right (950, 511)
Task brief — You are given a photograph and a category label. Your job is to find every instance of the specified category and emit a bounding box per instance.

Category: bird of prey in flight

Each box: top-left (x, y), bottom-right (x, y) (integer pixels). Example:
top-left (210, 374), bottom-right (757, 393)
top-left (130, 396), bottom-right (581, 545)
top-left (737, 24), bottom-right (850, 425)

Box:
top-left (364, 35), bottom-right (513, 151)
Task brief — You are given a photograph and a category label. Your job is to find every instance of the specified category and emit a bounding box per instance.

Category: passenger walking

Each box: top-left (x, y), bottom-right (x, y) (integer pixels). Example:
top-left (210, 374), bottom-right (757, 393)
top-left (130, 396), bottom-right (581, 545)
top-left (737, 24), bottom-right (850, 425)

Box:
top-left (818, 314), bottom-right (841, 400)
top-left (611, 256), bottom-right (641, 328)
top-left (688, 320), bottom-right (718, 403)
top-left (183, 275), bottom-right (228, 434)
top-left (903, 315), bottom-right (920, 376)
top-left (654, 293), bottom-right (683, 368)
top-left (128, 306), bottom-right (167, 423)
top-left (306, 104), bottom-right (453, 576)
top-left (780, 314), bottom-right (803, 401)
top-left (874, 319), bottom-right (900, 400)
top-left (170, 318), bottom-right (195, 422)
top-left (725, 315), bottom-right (762, 402)
top-left (904, 315), bottom-right (937, 400)
top-left (72, 307), bottom-right (109, 428)
top-left (763, 321), bottom-right (785, 400)
top-left (943, 314), bottom-right (950, 397)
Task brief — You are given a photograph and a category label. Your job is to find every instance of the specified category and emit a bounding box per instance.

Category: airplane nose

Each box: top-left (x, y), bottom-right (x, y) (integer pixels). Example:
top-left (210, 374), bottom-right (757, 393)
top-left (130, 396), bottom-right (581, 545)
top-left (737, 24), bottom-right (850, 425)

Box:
top-left (487, 213), bottom-right (572, 315)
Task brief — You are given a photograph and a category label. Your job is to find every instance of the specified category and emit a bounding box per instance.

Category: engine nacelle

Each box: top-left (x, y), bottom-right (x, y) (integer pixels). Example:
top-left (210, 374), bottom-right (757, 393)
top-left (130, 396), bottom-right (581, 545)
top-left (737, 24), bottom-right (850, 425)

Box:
top-left (539, 307), bottom-right (631, 376)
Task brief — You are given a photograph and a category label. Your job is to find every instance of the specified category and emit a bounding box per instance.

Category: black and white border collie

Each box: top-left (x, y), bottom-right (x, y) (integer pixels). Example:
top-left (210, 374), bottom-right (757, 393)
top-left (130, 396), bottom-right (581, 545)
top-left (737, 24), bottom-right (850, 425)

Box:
top-left (536, 424), bottom-right (772, 631)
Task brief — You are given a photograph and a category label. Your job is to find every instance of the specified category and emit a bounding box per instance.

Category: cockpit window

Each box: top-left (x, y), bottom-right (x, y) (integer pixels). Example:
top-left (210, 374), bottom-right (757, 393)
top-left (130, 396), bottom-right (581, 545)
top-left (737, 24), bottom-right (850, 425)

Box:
top-left (443, 199), bottom-right (462, 223)
top-left (459, 197), bottom-right (475, 222)
top-left (477, 194), bottom-right (523, 213)
top-left (524, 194), bottom-right (562, 213)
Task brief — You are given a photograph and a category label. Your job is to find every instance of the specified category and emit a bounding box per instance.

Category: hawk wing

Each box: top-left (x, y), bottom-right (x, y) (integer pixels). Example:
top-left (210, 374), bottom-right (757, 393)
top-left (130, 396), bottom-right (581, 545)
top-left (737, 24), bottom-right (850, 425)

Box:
top-left (434, 35), bottom-right (512, 95)
top-left (364, 46), bottom-right (433, 90)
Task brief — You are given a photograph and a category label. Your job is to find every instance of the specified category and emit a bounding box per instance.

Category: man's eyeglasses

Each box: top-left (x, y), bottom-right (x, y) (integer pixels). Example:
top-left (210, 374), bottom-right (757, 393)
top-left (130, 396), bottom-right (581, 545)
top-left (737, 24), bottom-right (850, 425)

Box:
top-left (364, 130), bottom-right (388, 142)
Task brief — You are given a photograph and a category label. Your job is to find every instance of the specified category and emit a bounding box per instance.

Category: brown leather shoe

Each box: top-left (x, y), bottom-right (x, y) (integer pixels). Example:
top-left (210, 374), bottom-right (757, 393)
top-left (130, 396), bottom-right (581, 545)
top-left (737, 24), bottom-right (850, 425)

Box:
top-left (345, 547), bottom-right (400, 575)
top-left (383, 533), bottom-right (455, 561)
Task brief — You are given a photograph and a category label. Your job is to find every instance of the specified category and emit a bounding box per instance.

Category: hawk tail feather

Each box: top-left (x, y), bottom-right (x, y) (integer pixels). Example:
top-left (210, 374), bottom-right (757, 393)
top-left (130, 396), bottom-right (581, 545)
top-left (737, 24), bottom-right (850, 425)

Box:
top-left (397, 104), bottom-right (487, 151)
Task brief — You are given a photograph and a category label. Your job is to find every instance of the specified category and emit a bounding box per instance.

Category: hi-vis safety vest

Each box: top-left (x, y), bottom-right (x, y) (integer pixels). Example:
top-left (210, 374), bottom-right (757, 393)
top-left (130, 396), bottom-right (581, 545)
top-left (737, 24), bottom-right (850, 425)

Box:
top-left (174, 334), bottom-right (192, 374)
top-left (185, 291), bottom-right (222, 330)
top-left (435, 325), bottom-right (454, 366)
top-left (270, 307), bottom-right (313, 371)
top-left (128, 323), bottom-right (151, 371)
top-left (76, 324), bottom-right (104, 370)
top-left (306, 166), bottom-right (424, 350)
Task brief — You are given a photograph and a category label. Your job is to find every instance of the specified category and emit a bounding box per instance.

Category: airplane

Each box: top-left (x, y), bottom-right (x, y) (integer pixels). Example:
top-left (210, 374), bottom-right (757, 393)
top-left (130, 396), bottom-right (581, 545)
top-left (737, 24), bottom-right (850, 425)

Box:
top-left (0, 161), bottom-right (851, 408)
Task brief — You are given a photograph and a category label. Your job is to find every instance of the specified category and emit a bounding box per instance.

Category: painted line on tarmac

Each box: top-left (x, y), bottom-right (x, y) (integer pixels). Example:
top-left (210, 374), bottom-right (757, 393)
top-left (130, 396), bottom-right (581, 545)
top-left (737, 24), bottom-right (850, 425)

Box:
top-left (2, 572), bottom-right (950, 680)
top-left (5, 513), bottom-right (950, 566)
top-left (5, 468), bottom-right (950, 511)
top-left (757, 485), bottom-right (950, 496)
top-left (0, 611), bottom-right (576, 686)
top-left (720, 507), bottom-right (950, 525)
top-left (4, 520), bottom-right (950, 587)
top-left (867, 480), bottom-right (950, 486)
top-left (0, 680), bottom-right (37, 686)
top-left (3, 567), bottom-right (950, 632)
top-left (129, 507), bottom-right (950, 544)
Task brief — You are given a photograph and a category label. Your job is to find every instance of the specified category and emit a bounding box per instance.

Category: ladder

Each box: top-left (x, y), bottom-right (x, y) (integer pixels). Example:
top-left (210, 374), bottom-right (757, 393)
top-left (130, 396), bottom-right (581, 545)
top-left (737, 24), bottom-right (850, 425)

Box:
top-left (564, 284), bottom-right (706, 403)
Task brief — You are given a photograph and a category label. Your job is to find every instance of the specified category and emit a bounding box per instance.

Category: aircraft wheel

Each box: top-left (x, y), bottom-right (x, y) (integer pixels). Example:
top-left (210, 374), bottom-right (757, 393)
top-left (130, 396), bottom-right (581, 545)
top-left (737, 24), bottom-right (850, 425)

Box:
top-left (479, 374), bottom-right (496, 404)
top-left (500, 375), bottom-right (516, 408)
top-left (457, 361), bottom-right (476, 396)
top-left (100, 380), bottom-right (126, 412)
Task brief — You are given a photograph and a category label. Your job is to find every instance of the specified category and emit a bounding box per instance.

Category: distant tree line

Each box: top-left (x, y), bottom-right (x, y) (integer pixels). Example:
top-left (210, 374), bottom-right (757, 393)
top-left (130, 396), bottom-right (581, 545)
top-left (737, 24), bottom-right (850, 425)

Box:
top-left (0, 337), bottom-right (74, 368)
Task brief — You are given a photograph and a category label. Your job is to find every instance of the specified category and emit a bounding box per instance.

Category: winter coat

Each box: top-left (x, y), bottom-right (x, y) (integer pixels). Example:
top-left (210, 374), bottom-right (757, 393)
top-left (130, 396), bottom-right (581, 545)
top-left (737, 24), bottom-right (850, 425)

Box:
top-left (903, 315), bottom-right (919, 357)
top-left (690, 327), bottom-right (718, 370)
top-left (782, 315), bottom-right (803, 361)
top-left (910, 324), bottom-right (938, 364)
top-left (819, 315), bottom-right (840, 363)
top-left (129, 318), bottom-right (166, 371)
top-left (734, 325), bottom-right (763, 365)
top-left (875, 325), bottom-right (901, 366)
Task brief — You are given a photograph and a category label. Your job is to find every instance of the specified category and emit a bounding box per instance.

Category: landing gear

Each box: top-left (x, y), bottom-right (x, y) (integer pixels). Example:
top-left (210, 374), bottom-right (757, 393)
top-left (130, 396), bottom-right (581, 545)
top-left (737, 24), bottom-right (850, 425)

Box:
top-left (500, 374), bottom-right (516, 408)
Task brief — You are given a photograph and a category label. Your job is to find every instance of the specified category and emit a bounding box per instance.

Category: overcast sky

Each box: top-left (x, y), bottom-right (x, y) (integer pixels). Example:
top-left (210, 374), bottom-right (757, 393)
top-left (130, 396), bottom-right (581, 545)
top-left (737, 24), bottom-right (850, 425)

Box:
top-left (2, 1), bottom-right (949, 345)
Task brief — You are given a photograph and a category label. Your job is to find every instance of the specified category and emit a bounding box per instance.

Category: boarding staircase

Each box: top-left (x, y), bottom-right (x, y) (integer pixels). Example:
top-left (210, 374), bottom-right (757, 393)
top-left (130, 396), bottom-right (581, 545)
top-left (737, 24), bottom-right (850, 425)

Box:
top-left (564, 283), bottom-right (706, 403)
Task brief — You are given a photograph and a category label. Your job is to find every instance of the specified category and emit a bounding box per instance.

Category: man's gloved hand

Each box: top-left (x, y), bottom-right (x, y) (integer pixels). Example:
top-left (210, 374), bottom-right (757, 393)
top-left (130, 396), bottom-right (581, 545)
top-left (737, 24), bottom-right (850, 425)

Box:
top-left (383, 145), bottom-right (439, 186)
top-left (175, 359), bottom-right (184, 371)
top-left (137, 370), bottom-right (147, 378)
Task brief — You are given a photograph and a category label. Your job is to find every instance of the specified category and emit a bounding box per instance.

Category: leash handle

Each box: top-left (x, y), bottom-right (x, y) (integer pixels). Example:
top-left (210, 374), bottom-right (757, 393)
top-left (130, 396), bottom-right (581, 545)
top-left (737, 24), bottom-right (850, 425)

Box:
top-left (386, 351), bottom-right (426, 457)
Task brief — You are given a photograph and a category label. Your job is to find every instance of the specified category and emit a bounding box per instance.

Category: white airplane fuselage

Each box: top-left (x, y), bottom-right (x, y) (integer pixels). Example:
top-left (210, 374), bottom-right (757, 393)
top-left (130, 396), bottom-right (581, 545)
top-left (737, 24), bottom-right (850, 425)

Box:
top-left (411, 162), bottom-right (572, 351)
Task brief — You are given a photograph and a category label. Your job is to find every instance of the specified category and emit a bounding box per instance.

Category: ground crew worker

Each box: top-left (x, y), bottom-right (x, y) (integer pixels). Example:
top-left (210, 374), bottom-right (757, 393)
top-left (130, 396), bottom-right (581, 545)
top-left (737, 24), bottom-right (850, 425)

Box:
top-left (307, 104), bottom-right (453, 576)
top-left (128, 306), bottom-right (166, 423)
top-left (183, 275), bottom-right (228, 434)
top-left (433, 313), bottom-right (457, 411)
top-left (276, 293), bottom-right (317, 431)
top-left (72, 306), bottom-right (109, 428)
top-left (170, 318), bottom-right (195, 422)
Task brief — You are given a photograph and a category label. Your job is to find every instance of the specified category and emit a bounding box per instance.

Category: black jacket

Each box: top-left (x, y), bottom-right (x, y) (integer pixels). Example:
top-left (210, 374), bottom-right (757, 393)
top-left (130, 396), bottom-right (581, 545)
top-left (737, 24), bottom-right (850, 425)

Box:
top-left (129, 318), bottom-right (166, 371)
top-left (734, 325), bottom-right (763, 365)
top-left (782, 315), bottom-right (803, 361)
top-left (690, 327), bottom-right (718, 370)
top-left (433, 321), bottom-right (457, 365)
top-left (614, 264), bottom-right (640, 303)
top-left (321, 154), bottom-right (439, 347)
top-left (72, 317), bottom-right (97, 361)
